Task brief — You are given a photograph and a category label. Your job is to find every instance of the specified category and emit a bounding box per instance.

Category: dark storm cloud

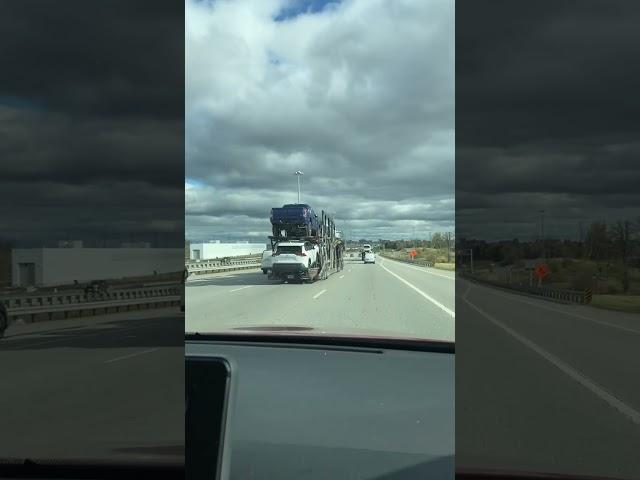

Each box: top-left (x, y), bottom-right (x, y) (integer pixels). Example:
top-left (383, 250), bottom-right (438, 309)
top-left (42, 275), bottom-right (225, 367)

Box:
top-left (457, 0), bottom-right (640, 240)
top-left (0, 0), bottom-right (184, 246)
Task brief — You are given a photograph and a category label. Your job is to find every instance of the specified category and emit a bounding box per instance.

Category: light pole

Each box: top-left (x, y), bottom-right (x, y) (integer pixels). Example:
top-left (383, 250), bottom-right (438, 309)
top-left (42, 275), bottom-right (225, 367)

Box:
top-left (295, 170), bottom-right (304, 204)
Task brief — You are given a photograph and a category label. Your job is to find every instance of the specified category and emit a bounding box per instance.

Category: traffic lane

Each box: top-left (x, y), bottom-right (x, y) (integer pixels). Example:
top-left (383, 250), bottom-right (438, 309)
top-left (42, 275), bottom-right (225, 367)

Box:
top-left (186, 261), bottom-right (454, 341)
top-left (1, 311), bottom-right (183, 350)
top-left (456, 292), bottom-right (640, 480)
top-left (186, 266), bottom-right (346, 332)
top-left (461, 279), bottom-right (640, 413)
top-left (1, 307), bottom-right (181, 341)
top-left (0, 313), bottom-right (184, 460)
top-left (317, 261), bottom-right (454, 341)
top-left (378, 257), bottom-right (455, 313)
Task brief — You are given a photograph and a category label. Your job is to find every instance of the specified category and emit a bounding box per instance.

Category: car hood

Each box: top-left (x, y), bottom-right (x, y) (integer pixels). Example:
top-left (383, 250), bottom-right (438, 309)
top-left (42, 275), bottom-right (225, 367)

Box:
top-left (186, 324), bottom-right (453, 347)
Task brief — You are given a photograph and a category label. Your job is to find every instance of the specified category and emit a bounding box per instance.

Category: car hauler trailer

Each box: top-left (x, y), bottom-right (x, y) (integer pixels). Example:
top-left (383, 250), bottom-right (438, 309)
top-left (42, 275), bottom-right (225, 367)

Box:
top-left (269, 210), bottom-right (344, 283)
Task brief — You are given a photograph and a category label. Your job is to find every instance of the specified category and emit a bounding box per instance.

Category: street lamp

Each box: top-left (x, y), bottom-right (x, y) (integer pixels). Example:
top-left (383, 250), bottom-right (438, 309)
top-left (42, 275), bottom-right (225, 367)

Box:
top-left (295, 170), bottom-right (304, 204)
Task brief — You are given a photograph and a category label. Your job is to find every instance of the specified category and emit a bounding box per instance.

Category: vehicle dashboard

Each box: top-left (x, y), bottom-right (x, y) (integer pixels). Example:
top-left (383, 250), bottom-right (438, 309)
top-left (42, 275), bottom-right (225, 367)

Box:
top-left (186, 334), bottom-right (454, 480)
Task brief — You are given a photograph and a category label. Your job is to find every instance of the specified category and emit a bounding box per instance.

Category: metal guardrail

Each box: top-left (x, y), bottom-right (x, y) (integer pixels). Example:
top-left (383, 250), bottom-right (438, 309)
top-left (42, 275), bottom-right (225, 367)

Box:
top-left (460, 271), bottom-right (591, 304)
top-left (1, 285), bottom-right (181, 322)
top-left (377, 253), bottom-right (434, 268)
top-left (186, 255), bottom-right (262, 275)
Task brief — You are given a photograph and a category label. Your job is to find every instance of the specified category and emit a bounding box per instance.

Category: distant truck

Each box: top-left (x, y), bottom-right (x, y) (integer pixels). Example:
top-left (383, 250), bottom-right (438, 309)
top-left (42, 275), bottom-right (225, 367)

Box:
top-left (270, 204), bottom-right (320, 237)
top-left (361, 244), bottom-right (372, 260)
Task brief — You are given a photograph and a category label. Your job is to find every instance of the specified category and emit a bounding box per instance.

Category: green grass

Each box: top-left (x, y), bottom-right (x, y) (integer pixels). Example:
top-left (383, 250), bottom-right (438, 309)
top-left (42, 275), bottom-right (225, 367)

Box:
top-left (591, 295), bottom-right (640, 313)
top-left (434, 263), bottom-right (455, 271)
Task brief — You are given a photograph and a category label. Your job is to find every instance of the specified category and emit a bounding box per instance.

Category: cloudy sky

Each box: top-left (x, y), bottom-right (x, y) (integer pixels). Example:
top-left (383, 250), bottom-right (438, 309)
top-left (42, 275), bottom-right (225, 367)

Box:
top-left (186, 0), bottom-right (454, 243)
top-left (0, 1), bottom-right (184, 247)
top-left (456, 0), bottom-right (640, 241)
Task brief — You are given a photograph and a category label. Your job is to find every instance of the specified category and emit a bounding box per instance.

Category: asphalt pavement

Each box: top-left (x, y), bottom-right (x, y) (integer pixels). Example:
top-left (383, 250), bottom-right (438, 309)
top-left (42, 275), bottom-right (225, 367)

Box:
top-left (456, 278), bottom-right (640, 480)
top-left (0, 308), bottom-right (184, 461)
top-left (186, 255), bottom-right (455, 342)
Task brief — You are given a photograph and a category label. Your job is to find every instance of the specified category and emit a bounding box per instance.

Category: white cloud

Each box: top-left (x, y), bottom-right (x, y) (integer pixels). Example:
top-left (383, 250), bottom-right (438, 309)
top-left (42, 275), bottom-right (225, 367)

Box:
top-left (186, 0), bottom-right (454, 241)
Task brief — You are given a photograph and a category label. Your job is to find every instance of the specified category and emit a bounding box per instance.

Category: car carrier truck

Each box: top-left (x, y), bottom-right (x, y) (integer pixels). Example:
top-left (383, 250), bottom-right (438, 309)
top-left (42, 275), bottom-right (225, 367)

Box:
top-left (269, 209), bottom-right (344, 283)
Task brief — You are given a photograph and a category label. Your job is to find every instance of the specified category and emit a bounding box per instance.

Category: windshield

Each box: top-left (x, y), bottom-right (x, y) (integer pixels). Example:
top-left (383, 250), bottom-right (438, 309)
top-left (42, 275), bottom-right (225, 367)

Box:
top-left (276, 246), bottom-right (303, 255)
top-left (184, 0), bottom-right (454, 345)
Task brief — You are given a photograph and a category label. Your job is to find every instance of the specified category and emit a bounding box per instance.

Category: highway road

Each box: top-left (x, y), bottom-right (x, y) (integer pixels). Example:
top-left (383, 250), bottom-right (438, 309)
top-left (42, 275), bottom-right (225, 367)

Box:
top-left (186, 255), bottom-right (455, 342)
top-left (457, 278), bottom-right (640, 480)
top-left (0, 308), bottom-right (184, 462)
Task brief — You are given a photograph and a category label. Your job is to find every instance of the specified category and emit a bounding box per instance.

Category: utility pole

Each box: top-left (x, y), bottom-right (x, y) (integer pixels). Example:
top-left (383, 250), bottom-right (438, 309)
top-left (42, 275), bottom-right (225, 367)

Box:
top-left (539, 209), bottom-right (546, 258)
top-left (295, 170), bottom-right (304, 204)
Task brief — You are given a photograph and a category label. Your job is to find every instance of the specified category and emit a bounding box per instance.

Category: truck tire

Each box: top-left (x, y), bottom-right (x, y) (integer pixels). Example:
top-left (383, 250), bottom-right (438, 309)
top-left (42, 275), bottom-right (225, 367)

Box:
top-left (262, 269), bottom-right (267, 274)
top-left (0, 311), bottom-right (7, 338)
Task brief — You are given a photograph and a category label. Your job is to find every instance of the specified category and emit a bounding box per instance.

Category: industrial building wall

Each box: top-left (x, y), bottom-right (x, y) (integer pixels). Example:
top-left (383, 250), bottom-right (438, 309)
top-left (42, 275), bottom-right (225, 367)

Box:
top-left (11, 249), bottom-right (44, 287)
top-left (12, 248), bottom-right (183, 287)
top-left (190, 243), bottom-right (268, 260)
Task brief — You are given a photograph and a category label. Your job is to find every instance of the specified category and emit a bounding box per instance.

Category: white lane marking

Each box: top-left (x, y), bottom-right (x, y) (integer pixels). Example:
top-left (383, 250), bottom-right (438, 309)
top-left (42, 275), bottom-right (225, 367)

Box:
top-left (380, 263), bottom-right (455, 318)
top-left (384, 258), bottom-right (454, 280)
top-left (229, 286), bottom-right (253, 293)
top-left (5, 320), bottom-right (164, 348)
top-left (313, 289), bottom-right (327, 299)
top-left (463, 280), bottom-right (640, 335)
top-left (461, 287), bottom-right (640, 425)
top-left (104, 347), bottom-right (160, 364)
top-left (339, 275), bottom-right (345, 279)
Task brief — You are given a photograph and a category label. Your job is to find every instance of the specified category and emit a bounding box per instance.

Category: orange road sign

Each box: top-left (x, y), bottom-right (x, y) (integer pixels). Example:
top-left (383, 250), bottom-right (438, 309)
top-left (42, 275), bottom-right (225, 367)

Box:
top-left (535, 263), bottom-right (550, 278)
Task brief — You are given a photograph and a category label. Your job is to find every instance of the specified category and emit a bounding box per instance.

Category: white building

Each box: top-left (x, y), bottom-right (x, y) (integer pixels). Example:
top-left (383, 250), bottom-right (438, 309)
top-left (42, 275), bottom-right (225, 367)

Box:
top-left (12, 248), bottom-right (184, 287)
top-left (189, 241), bottom-right (268, 261)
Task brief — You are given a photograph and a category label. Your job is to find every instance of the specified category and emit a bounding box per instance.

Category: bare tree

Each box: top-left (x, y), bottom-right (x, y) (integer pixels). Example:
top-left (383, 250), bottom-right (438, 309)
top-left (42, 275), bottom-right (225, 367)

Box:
top-left (610, 221), bottom-right (632, 293)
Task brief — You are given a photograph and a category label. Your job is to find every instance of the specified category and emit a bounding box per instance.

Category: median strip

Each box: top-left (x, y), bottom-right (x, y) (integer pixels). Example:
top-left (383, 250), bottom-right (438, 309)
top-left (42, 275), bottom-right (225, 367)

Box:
top-left (380, 264), bottom-right (455, 318)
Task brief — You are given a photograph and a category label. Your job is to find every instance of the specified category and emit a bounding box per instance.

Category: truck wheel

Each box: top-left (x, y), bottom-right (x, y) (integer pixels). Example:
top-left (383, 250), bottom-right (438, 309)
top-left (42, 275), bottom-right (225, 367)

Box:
top-left (0, 312), bottom-right (7, 338)
top-left (262, 269), bottom-right (267, 274)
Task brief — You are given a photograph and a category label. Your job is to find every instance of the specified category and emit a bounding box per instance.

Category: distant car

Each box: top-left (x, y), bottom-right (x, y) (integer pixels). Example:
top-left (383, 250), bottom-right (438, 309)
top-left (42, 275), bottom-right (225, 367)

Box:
top-left (261, 249), bottom-right (274, 274)
top-left (364, 252), bottom-right (375, 264)
top-left (0, 301), bottom-right (8, 338)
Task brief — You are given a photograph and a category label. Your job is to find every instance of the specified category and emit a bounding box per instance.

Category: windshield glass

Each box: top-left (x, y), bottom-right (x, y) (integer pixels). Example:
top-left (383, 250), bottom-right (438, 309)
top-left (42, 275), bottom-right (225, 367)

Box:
top-left (276, 246), bottom-right (303, 255)
top-left (184, 0), bottom-right (455, 344)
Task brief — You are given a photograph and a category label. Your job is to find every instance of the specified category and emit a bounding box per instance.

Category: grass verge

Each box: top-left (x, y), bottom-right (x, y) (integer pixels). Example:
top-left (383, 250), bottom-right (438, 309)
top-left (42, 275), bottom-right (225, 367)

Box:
top-left (434, 263), bottom-right (455, 271)
top-left (591, 295), bottom-right (640, 313)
